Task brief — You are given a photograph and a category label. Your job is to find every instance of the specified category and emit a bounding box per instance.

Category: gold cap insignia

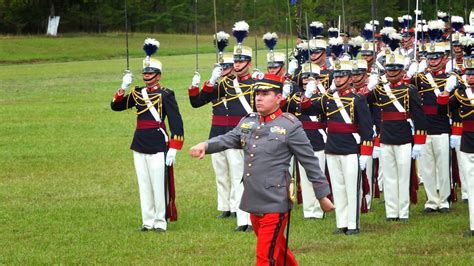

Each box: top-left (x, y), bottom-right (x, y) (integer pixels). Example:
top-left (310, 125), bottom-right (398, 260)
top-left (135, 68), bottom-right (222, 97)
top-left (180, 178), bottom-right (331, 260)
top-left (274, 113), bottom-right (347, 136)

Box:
top-left (363, 43), bottom-right (369, 50)
top-left (218, 54), bottom-right (224, 64)
top-left (335, 60), bottom-right (341, 70)
top-left (385, 48), bottom-right (391, 55)
top-left (236, 47), bottom-right (242, 55)
top-left (430, 43), bottom-right (435, 52)
top-left (269, 52), bottom-right (275, 62)
top-left (467, 59), bottom-right (473, 68)
top-left (389, 54), bottom-right (395, 64)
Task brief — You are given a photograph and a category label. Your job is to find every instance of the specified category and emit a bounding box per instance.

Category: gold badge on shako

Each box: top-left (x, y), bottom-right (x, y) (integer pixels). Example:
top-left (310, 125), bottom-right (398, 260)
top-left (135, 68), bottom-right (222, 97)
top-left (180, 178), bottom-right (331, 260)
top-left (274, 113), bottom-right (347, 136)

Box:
top-left (389, 54), bottom-right (395, 64)
top-left (363, 43), bottom-right (369, 50)
top-left (467, 59), bottom-right (472, 68)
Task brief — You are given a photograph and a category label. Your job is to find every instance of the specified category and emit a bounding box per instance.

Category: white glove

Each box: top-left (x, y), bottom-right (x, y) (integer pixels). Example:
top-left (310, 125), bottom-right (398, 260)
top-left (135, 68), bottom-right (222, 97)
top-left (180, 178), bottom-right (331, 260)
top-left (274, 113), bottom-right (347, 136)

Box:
top-left (288, 59), bottom-right (298, 76)
top-left (251, 69), bottom-right (264, 80)
top-left (450, 135), bottom-right (461, 149)
top-left (305, 79), bottom-right (316, 98)
top-left (406, 61), bottom-right (418, 78)
top-left (445, 60), bottom-right (455, 73)
top-left (191, 72), bottom-right (201, 87)
top-left (121, 71), bottom-right (133, 89)
top-left (411, 144), bottom-right (422, 159)
top-left (165, 148), bottom-right (177, 166)
top-left (403, 57), bottom-right (411, 69)
top-left (209, 66), bottom-right (222, 86)
top-left (372, 146), bottom-right (380, 159)
top-left (418, 59), bottom-right (427, 73)
top-left (329, 79), bottom-right (337, 93)
top-left (282, 81), bottom-right (292, 99)
top-left (359, 155), bottom-right (369, 171)
top-left (445, 75), bottom-right (458, 93)
top-left (367, 73), bottom-right (379, 91)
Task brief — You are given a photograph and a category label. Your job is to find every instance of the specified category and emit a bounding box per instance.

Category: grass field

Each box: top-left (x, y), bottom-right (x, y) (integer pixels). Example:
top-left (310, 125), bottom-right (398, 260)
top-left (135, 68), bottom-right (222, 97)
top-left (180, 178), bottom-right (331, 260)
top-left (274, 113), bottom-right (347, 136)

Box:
top-left (1, 34), bottom-right (473, 265)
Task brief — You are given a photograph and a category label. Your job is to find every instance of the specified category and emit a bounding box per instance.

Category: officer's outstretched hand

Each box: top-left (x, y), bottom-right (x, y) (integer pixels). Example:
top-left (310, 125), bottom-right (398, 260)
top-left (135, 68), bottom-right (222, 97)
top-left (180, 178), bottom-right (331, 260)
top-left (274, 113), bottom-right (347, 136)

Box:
top-left (166, 148), bottom-right (177, 166)
top-left (319, 197), bottom-right (335, 213)
top-left (189, 142), bottom-right (208, 159)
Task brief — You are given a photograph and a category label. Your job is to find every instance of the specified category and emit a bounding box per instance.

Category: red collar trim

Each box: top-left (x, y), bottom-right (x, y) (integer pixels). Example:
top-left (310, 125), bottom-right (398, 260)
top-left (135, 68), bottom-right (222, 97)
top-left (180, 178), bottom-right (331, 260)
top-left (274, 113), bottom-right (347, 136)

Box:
top-left (259, 109), bottom-right (283, 123)
top-left (239, 74), bottom-right (251, 81)
top-left (147, 84), bottom-right (161, 91)
top-left (389, 81), bottom-right (402, 88)
top-left (431, 69), bottom-right (445, 76)
top-left (339, 88), bottom-right (354, 96)
top-left (320, 64), bottom-right (327, 71)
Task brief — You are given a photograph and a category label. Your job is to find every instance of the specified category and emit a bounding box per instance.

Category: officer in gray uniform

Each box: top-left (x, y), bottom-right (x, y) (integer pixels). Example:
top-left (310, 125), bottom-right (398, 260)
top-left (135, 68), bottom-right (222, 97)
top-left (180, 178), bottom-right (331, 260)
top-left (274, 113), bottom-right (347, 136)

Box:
top-left (190, 73), bottom-right (334, 265)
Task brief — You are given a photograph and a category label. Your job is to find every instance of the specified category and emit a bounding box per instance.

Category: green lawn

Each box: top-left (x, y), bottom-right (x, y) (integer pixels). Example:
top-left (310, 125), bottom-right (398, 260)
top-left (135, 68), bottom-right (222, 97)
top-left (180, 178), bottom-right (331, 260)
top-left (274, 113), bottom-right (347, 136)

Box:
top-left (0, 35), bottom-right (473, 264)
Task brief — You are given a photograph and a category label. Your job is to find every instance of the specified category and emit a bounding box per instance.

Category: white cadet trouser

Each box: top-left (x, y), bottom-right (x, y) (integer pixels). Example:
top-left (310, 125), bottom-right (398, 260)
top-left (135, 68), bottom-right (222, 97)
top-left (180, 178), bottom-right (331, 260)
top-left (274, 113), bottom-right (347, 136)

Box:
top-left (380, 143), bottom-right (412, 219)
top-left (299, 150), bottom-right (325, 218)
top-left (326, 154), bottom-right (360, 230)
top-left (455, 144), bottom-right (469, 200)
top-left (419, 134), bottom-right (451, 209)
top-left (365, 156), bottom-right (374, 209)
top-left (211, 151), bottom-right (235, 212)
top-left (459, 152), bottom-right (474, 231)
top-left (133, 151), bottom-right (167, 230)
top-left (216, 149), bottom-right (251, 226)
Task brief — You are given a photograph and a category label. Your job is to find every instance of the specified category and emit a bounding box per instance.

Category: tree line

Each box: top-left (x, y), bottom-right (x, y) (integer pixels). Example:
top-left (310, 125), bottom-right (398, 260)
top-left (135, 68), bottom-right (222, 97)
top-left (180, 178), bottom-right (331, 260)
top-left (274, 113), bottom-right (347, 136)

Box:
top-left (0, 0), bottom-right (470, 35)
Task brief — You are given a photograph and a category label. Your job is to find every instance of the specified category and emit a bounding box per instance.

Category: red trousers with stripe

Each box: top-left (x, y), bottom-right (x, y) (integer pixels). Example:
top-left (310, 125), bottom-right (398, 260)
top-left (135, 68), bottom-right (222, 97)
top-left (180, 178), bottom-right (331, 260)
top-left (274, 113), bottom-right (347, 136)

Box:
top-left (250, 213), bottom-right (298, 266)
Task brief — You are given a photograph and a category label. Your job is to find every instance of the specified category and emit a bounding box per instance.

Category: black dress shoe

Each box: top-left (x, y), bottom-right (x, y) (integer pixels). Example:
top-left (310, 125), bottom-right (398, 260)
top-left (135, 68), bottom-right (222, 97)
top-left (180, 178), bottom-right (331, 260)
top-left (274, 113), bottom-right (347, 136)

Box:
top-left (217, 211), bottom-right (231, 218)
top-left (345, 229), bottom-right (360, 235)
top-left (423, 207), bottom-right (438, 213)
top-left (230, 212), bottom-right (237, 218)
top-left (154, 228), bottom-right (166, 233)
top-left (139, 226), bottom-right (152, 232)
top-left (333, 228), bottom-right (347, 235)
top-left (463, 230), bottom-right (474, 237)
top-left (245, 225), bottom-right (254, 233)
top-left (462, 199), bottom-right (468, 203)
top-left (385, 217), bottom-right (398, 222)
top-left (439, 208), bottom-right (450, 213)
top-left (234, 225), bottom-right (248, 232)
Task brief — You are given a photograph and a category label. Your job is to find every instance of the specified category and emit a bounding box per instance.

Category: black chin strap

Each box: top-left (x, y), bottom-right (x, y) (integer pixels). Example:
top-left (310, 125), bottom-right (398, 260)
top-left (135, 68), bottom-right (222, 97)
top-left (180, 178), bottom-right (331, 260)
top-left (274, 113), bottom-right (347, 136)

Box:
top-left (235, 61), bottom-right (250, 74)
top-left (336, 76), bottom-right (350, 89)
top-left (143, 73), bottom-right (158, 82)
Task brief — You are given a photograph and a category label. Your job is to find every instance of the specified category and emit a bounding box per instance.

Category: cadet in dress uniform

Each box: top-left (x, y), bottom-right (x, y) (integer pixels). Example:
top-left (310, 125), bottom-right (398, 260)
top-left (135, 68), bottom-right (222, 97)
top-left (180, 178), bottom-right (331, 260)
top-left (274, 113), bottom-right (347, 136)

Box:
top-left (301, 60), bottom-right (374, 234)
top-left (438, 52), bottom-right (474, 237)
top-left (263, 32), bottom-right (286, 77)
top-left (294, 39), bottom-right (332, 90)
top-left (412, 40), bottom-right (457, 213)
top-left (367, 52), bottom-right (428, 221)
top-left (189, 73), bottom-right (334, 265)
top-left (282, 62), bottom-right (328, 219)
top-left (111, 38), bottom-right (184, 232)
top-left (189, 50), bottom-right (238, 219)
top-left (196, 21), bottom-right (255, 232)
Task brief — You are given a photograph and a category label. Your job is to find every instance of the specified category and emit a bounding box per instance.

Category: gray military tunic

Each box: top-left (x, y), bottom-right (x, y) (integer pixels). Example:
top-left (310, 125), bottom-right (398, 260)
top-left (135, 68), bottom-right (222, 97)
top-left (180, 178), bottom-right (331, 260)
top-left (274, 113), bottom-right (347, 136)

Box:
top-left (206, 112), bottom-right (331, 214)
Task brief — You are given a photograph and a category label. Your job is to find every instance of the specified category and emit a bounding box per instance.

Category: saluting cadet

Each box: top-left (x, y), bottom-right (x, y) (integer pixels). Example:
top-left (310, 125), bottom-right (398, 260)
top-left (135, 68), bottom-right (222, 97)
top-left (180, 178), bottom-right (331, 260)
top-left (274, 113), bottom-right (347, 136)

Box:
top-left (294, 39), bottom-right (332, 90)
top-left (437, 43), bottom-right (474, 236)
top-left (189, 51), bottom-right (239, 218)
top-left (367, 52), bottom-right (428, 221)
top-left (301, 60), bottom-right (374, 235)
top-left (188, 31), bottom-right (239, 219)
top-left (412, 24), bottom-right (458, 212)
top-left (282, 62), bottom-right (328, 219)
top-left (111, 38), bottom-right (184, 232)
top-left (189, 73), bottom-right (334, 265)
top-left (197, 21), bottom-right (255, 232)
